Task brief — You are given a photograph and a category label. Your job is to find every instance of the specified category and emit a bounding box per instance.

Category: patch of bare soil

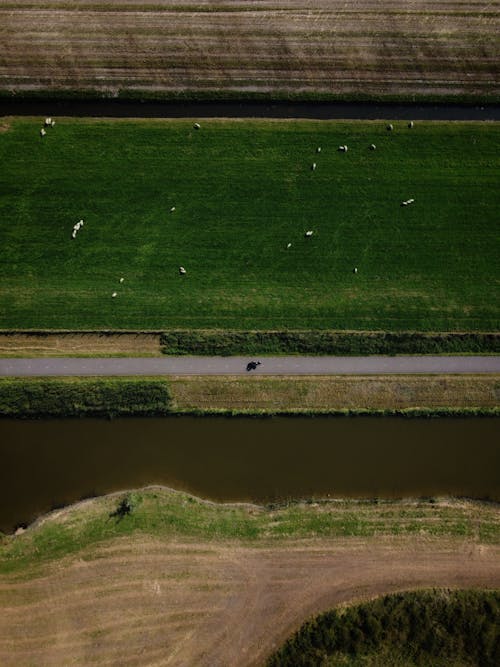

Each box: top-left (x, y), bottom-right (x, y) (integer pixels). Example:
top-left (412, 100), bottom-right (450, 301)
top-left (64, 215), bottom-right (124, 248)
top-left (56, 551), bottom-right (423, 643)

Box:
top-left (1, 535), bottom-right (499, 666)
top-left (0, 333), bottom-right (162, 356)
top-left (0, 1), bottom-right (498, 97)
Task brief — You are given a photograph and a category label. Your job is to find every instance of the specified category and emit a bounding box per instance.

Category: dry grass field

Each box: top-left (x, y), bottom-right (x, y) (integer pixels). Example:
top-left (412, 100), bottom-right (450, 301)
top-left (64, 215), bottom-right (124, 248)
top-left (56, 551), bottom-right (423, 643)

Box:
top-left (0, 332), bottom-right (162, 356)
top-left (1, 491), bottom-right (499, 666)
top-left (168, 374), bottom-right (500, 411)
top-left (0, 0), bottom-right (498, 98)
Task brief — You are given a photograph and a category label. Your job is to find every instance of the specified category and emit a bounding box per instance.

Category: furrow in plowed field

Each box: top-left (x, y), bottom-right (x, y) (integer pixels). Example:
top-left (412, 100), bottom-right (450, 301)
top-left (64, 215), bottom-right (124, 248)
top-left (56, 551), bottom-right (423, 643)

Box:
top-left (0, 1), bottom-right (498, 96)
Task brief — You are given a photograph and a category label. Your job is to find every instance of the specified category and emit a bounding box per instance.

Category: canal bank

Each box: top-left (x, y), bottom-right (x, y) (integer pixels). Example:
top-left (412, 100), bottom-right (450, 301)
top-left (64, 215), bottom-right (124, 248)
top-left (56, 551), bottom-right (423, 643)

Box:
top-left (1, 415), bottom-right (499, 532)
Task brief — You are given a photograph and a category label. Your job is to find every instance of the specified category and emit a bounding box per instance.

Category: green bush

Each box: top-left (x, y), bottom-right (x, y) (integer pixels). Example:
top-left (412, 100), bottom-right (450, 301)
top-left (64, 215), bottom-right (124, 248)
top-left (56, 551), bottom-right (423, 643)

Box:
top-left (268, 589), bottom-right (500, 667)
top-left (161, 330), bottom-right (500, 356)
top-left (0, 378), bottom-right (172, 417)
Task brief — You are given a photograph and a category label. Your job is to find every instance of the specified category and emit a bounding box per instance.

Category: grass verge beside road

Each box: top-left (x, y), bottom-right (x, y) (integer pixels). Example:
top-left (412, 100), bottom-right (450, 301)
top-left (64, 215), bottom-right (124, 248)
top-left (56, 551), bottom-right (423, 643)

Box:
top-left (0, 377), bottom-right (172, 418)
top-left (1, 330), bottom-right (499, 357)
top-left (160, 330), bottom-right (500, 355)
top-left (0, 375), bottom-right (498, 417)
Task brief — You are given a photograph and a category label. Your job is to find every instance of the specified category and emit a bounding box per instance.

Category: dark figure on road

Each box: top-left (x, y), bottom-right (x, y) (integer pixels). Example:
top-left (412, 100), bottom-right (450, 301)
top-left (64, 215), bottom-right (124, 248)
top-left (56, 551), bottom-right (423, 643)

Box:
top-left (246, 361), bottom-right (262, 371)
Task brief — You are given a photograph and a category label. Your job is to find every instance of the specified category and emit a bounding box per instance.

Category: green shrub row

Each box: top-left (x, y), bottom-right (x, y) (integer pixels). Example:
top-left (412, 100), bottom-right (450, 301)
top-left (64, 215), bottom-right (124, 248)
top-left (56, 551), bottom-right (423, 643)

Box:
top-left (0, 378), bottom-right (172, 418)
top-left (268, 589), bottom-right (500, 667)
top-left (161, 330), bottom-right (500, 356)
top-left (0, 88), bottom-right (499, 104)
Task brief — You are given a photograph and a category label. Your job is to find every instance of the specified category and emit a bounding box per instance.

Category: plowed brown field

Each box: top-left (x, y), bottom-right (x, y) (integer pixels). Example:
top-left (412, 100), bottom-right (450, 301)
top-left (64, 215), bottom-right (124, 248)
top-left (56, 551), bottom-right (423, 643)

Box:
top-left (0, 0), bottom-right (498, 97)
top-left (1, 536), bottom-right (499, 666)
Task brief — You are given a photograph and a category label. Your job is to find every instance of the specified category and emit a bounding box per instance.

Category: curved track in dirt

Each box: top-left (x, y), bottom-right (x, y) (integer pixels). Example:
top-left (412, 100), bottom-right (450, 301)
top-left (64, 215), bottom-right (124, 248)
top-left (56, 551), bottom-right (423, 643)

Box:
top-left (1, 536), bottom-right (499, 666)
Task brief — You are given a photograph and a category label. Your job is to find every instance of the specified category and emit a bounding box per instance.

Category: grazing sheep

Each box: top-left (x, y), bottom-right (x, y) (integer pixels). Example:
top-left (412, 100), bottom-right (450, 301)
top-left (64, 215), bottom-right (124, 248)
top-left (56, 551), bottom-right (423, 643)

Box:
top-left (111, 292), bottom-right (117, 298)
top-left (44, 118), bottom-right (52, 127)
top-left (401, 201), bottom-right (408, 206)
top-left (179, 266), bottom-right (187, 275)
top-left (408, 121), bottom-right (414, 129)
top-left (40, 128), bottom-right (46, 137)
top-left (71, 230), bottom-right (77, 239)
top-left (353, 267), bottom-right (358, 274)
top-left (387, 124), bottom-right (394, 131)
top-left (317, 147), bottom-right (321, 153)
top-left (312, 163), bottom-right (316, 171)
top-left (338, 145), bottom-right (348, 152)
top-left (305, 230), bottom-right (313, 237)
top-left (119, 277), bottom-right (124, 283)
top-left (170, 206), bottom-right (176, 212)
top-left (286, 243), bottom-right (292, 249)
top-left (193, 123), bottom-right (201, 129)
top-left (407, 198), bottom-right (415, 204)
top-left (51, 120), bottom-right (55, 127)
top-left (370, 144), bottom-right (376, 150)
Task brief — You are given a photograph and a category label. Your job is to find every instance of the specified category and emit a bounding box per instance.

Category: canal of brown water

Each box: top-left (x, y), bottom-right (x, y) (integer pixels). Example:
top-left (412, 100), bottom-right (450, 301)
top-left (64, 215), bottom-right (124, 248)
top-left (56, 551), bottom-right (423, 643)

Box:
top-left (0, 416), bottom-right (498, 532)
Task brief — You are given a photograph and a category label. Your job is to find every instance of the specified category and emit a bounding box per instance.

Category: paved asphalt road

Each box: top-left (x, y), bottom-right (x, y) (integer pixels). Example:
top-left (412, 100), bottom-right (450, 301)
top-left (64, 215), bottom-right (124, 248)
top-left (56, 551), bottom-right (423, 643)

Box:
top-left (0, 356), bottom-right (499, 376)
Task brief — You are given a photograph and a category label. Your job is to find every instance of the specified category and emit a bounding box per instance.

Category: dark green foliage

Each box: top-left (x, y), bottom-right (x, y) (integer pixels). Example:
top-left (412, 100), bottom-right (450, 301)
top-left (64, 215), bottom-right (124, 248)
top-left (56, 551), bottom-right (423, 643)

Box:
top-left (0, 378), bottom-right (172, 417)
top-left (267, 589), bottom-right (500, 667)
top-left (0, 89), bottom-right (499, 104)
top-left (161, 330), bottom-right (500, 355)
top-left (109, 496), bottom-right (133, 521)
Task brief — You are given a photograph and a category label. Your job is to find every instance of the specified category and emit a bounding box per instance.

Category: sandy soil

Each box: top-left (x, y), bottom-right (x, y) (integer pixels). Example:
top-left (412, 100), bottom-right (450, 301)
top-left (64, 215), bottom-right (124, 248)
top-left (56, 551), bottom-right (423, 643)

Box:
top-left (1, 535), bottom-right (499, 666)
top-left (0, 333), bottom-right (162, 356)
top-left (0, 1), bottom-right (498, 97)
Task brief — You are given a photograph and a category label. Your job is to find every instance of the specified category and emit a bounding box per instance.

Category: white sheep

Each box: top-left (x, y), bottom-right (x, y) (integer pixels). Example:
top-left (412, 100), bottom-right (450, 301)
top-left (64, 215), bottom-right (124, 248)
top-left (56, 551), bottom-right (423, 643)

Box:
top-left (408, 121), bottom-right (414, 129)
top-left (44, 118), bottom-right (52, 127)
top-left (338, 145), bottom-right (348, 152)
top-left (353, 267), bottom-right (358, 274)
top-left (119, 277), bottom-right (124, 283)
top-left (312, 163), bottom-right (317, 171)
top-left (71, 230), bottom-right (77, 239)
top-left (370, 144), bottom-right (376, 150)
top-left (387, 124), bottom-right (394, 131)
top-left (40, 128), bottom-right (46, 137)
top-left (317, 147), bottom-right (322, 153)
top-left (305, 230), bottom-right (313, 237)
top-left (286, 243), bottom-right (292, 249)
top-left (194, 123), bottom-right (201, 129)
top-left (170, 206), bottom-right (176, 212)
top-left (112, 292), bottom-right (117, 298)
top-left (179, 266), bottom-right (187, 275)
top-left (51, 120), bottom-right (55, 127)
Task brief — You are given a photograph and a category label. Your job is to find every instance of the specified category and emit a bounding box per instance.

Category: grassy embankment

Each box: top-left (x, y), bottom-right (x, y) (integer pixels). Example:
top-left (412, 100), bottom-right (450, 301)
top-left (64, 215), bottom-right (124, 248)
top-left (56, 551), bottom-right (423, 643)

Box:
top-left (269, 589), bottom-right (500, 667)
top-left (0, 118), bottom-right (498, 333)
top-left (1, 488), bottom-right (499, 575)
top-left (0, 376), bottom-right (498, 417)
top-left (0, 330), bottom-right (499, 357)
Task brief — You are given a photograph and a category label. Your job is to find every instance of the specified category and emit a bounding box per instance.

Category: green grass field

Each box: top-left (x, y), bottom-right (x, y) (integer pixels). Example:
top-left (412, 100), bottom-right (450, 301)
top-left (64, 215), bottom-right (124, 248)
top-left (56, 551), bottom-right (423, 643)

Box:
top-left (0, 118), bottom-right (498, 331)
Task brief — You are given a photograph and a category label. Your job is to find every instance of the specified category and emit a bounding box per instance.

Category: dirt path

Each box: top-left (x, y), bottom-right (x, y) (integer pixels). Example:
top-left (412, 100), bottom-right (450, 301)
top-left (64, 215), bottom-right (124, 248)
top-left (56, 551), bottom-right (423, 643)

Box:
top-left (1, 536), bottom-right (499, 666)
